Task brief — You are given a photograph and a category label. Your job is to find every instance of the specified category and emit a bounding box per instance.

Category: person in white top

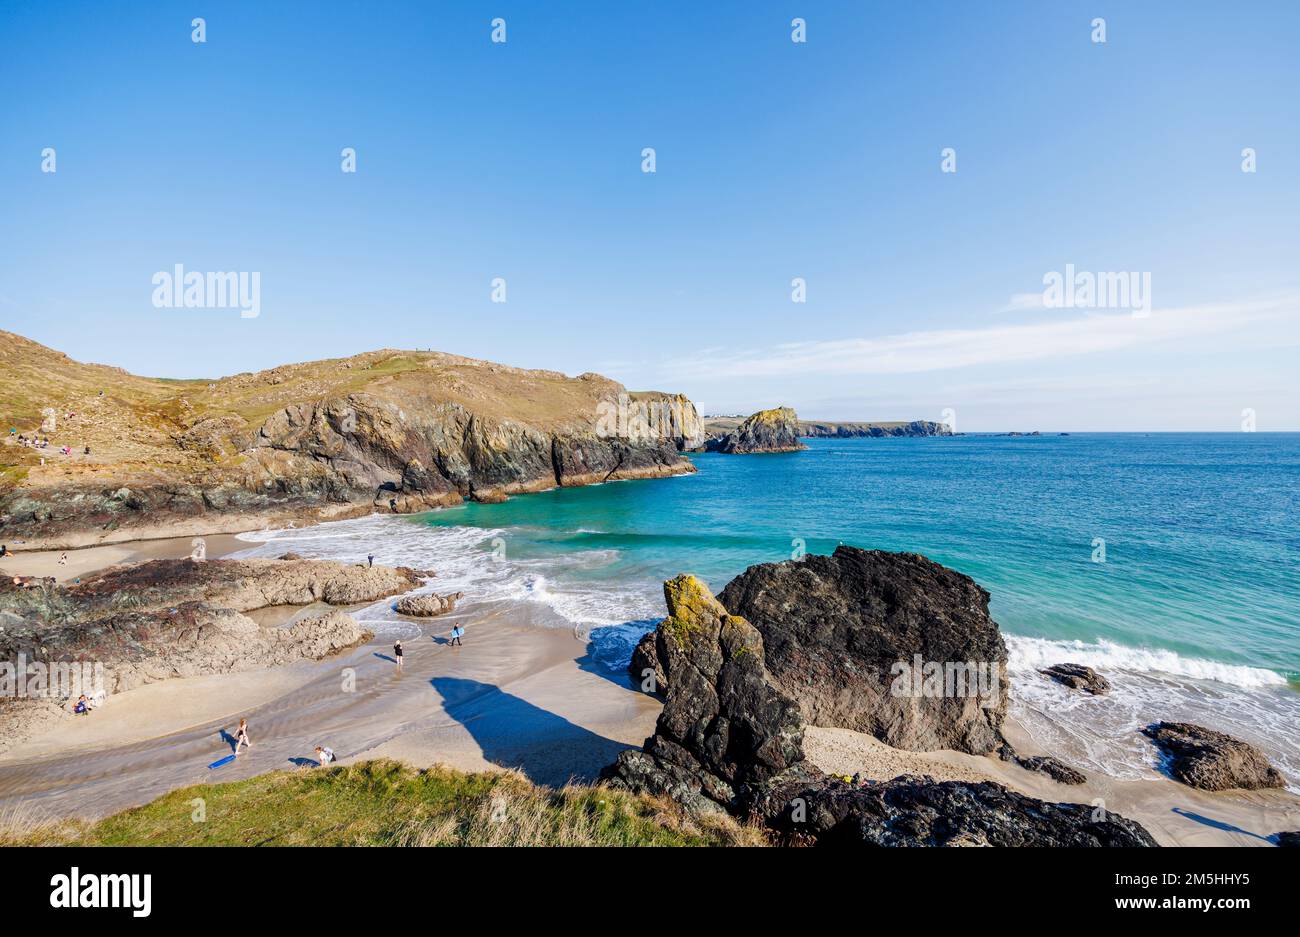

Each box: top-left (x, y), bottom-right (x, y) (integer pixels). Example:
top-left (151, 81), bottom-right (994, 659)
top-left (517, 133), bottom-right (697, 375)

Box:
top-left (314, 746), bottom-right (335, 766)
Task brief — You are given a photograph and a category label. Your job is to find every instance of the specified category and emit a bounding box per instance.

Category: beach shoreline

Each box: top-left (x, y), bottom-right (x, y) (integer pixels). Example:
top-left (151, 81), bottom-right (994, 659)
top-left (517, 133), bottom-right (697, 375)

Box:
top-left (2, 524), bottom-right (1297, 846)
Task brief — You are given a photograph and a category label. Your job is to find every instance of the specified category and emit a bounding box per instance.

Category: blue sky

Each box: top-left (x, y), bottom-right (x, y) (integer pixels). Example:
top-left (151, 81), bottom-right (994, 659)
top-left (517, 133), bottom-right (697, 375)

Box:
top-left (2, 1), bottom-right (1297, 430)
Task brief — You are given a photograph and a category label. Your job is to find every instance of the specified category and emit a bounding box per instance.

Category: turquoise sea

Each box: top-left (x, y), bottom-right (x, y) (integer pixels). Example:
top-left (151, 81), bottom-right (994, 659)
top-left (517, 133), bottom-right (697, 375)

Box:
top-left (237, 433), bottom-right (1300, 787)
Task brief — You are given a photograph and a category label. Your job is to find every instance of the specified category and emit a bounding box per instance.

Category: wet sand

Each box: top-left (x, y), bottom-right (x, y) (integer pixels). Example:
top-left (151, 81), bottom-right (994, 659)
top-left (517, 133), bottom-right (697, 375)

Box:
top-left (0, 532), bottom-right (251, 583)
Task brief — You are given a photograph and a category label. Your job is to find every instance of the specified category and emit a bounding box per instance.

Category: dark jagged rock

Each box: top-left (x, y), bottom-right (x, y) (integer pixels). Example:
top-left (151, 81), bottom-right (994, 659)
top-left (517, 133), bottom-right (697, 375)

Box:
top-left (629, 629), bottom-right (665, 694)
top-left (1276, 831), bottom-right (1300, 847)
top-left (717, 546), bottom-right (1007, 754)
top-left (1015, 755), bottom-right (1088, 786)
top-left (606, 566), bottom-right (1157, 846)
top-left (753, 774), bottom-right (1158, 846)
top-left (705, 407), bottom-right (807, 454)
top-left (1041, 663), bottom-right (1111, 695)
top-left (602, 575), bottom-right (809, 815)
top-left (1142, 722), bottom-right (1285, 791)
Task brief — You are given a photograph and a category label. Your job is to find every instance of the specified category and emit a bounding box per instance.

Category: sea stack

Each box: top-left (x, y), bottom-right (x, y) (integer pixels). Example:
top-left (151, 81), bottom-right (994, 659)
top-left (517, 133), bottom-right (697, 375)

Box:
top-left (705, 407), bottom-right (807, 454)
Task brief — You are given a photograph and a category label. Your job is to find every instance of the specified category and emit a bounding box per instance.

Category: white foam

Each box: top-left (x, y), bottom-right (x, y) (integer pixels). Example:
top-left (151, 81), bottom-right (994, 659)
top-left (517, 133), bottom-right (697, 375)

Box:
top-left (1005, 634), bottom-right (1287, 689)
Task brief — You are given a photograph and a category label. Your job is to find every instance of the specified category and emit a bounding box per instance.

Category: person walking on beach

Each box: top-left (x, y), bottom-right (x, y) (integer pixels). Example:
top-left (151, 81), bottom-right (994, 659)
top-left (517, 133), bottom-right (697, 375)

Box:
top-left (233, 718), bottom-right (252, 756)
top-left (367, 553), bottom-right (374, 568)
top-left (393, 640), bottom-right (404, 669)
top-left (449, 625), bottom-right (464, 647)
top-left (58, 552), bottom-right (68, 566)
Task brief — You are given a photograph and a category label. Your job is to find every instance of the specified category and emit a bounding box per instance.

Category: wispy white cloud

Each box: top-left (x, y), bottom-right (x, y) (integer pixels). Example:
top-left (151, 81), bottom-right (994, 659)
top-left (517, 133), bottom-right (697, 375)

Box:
top-left (659, 296), bottom-right (1297, 380)
top-left (998, 291), bottom-right (1048, 313)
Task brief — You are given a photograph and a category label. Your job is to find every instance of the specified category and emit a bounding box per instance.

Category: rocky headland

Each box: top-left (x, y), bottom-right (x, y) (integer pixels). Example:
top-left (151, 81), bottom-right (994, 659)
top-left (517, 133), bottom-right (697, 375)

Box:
top-left (0, 331), bottom-right (705, 548)
top-left (798, 419), bottom-right (952, 438)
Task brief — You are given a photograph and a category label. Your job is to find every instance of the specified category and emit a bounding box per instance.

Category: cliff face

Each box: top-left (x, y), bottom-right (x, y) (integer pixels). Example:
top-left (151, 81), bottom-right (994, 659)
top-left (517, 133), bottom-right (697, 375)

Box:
top-left (0, 333), bottom-right (705, 545)
top-left (704, 407), bottom-right (807, 454)
top-left (798, 420), bottom-right (951, 438)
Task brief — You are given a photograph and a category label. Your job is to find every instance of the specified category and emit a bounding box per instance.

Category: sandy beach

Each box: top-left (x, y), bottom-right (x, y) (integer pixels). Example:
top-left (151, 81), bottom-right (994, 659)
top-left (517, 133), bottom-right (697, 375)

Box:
top-left (0, 532), bottom-right (253, 582)
top-left (2, 528), bottom-right (1297, 845)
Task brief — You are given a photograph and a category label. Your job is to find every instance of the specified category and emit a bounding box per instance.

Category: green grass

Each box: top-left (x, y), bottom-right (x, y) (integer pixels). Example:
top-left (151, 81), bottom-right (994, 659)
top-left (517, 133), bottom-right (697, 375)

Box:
top-left (0, 760), bottom-right (767, 847)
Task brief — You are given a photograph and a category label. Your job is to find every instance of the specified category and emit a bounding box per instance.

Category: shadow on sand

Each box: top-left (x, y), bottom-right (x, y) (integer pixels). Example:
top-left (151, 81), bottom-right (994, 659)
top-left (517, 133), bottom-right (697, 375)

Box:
top-left (431, 676), bottom-right (631, 786)
top-left (1171, 807), bottom-right (1273, 843)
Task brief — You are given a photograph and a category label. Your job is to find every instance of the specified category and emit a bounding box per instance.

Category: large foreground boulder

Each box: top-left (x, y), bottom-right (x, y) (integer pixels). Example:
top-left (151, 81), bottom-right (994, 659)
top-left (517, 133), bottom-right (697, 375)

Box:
top-left (754, 775), bottom-right (1158, 846)
top-left (1142, 722), bottom-right (1285, 791)
top-left (608, 567), bottom-right (1155, 846)
top-left (705, 407), bottom-right (807, 454)
top-left (717, 546), bottom-right (1008, 754)
top-left (602, 575), bottom-right (809, 814)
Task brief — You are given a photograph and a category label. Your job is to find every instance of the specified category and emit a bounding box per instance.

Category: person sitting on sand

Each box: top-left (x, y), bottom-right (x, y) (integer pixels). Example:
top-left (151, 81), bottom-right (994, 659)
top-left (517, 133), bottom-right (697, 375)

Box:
top-left (314, 746), bottom-right (335, 766)
top-left (233, 718), bottom-right (252, 755)
top-left (393, 640), bottom-right (404, 668)
top-left (74, 695), bottom-right (90, 715)
top-left (0, 544), bottom-right (7, 558)
top-left (449, 625), bottom-right (464, 647)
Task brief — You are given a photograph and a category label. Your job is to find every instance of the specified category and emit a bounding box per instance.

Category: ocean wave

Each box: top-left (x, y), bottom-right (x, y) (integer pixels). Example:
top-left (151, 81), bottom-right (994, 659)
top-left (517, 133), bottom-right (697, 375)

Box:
top-left (1005, 634), bottom-right (1286, 689)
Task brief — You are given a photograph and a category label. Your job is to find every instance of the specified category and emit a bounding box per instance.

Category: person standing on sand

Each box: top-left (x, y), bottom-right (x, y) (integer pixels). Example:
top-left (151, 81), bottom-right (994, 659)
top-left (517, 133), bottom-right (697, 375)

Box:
top-left (233, 718), bottom-right (252, 755)
top-left (367, 553), bottom-right (374, 568)
top-left (393, 640), bottom-right (404, 668)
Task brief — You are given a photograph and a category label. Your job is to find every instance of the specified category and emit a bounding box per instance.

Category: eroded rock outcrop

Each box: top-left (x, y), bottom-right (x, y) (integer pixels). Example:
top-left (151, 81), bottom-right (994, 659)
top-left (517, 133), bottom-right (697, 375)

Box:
top-left (602, 575), bottom-right (810, 815)
top-left (1041, 663), bottom-right (1111, 695)
top-left (608, 571), bottom-right (1154, 846)
top-left (63, 557), bottom-right (425, 615)
top-left (705, 407), bottom-right (807, 454)
top-left (1142, 722), bottom-right (1285, 791)
top-left (395, 591), bottom-right (463, 617)
top-left (717, 546), bottom-right (1008, 754)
